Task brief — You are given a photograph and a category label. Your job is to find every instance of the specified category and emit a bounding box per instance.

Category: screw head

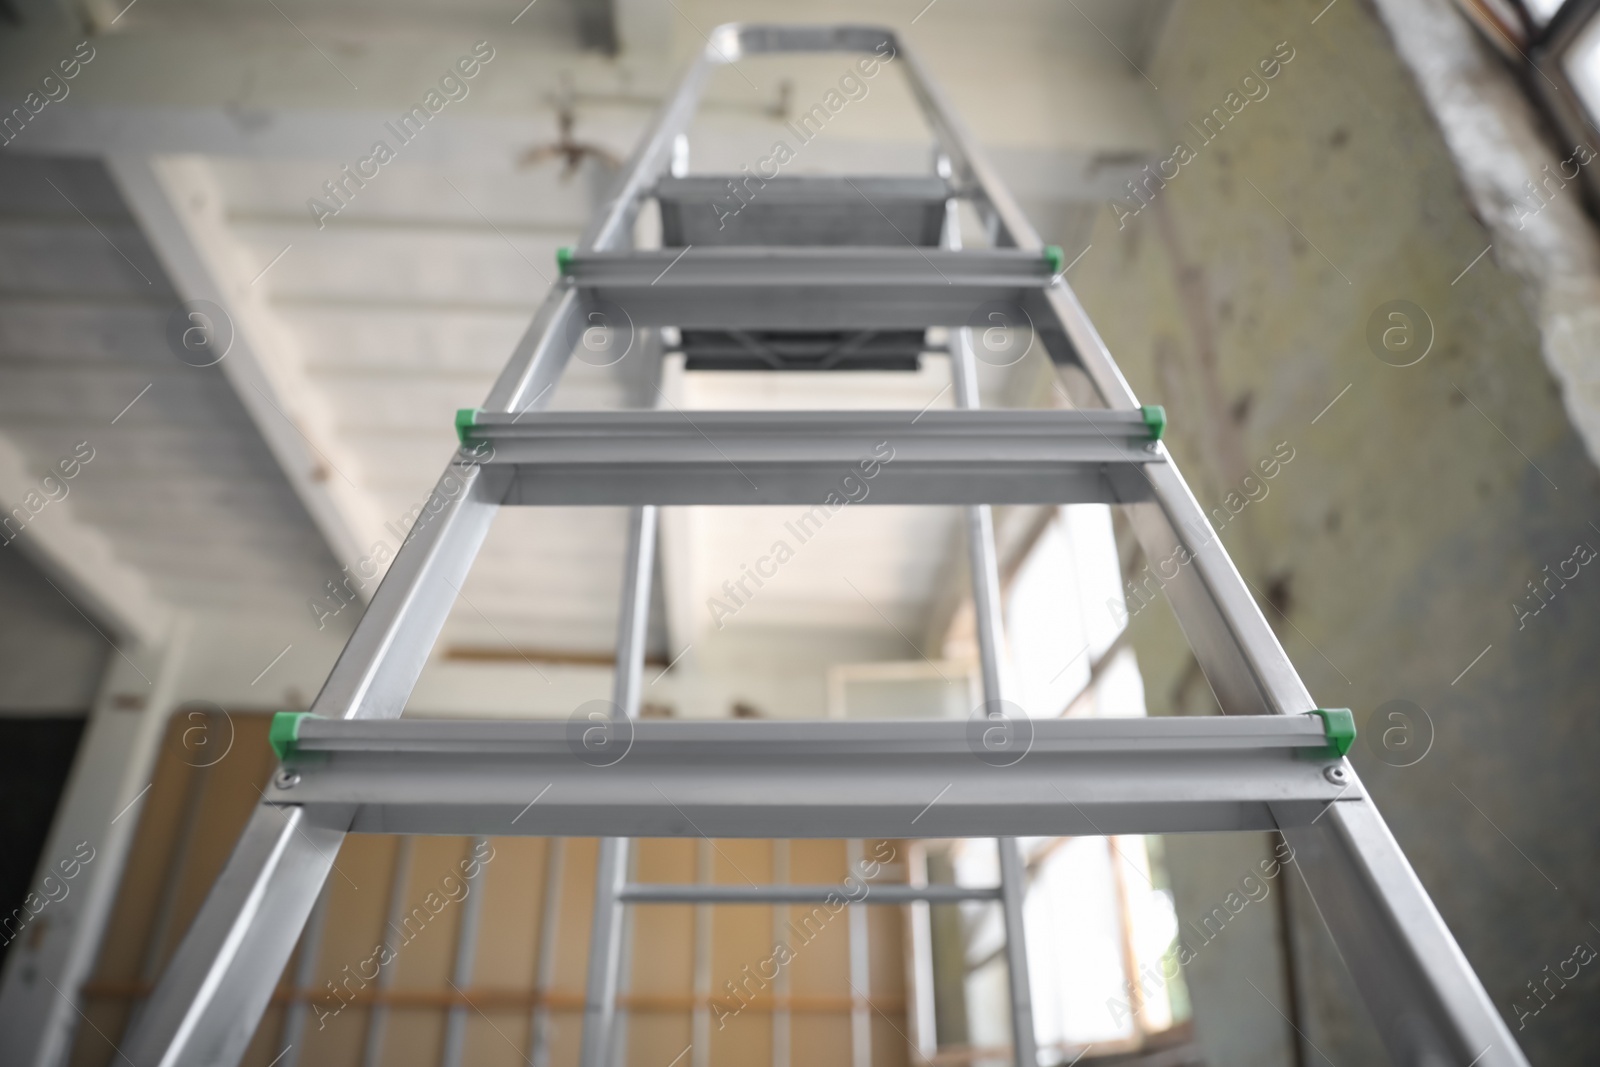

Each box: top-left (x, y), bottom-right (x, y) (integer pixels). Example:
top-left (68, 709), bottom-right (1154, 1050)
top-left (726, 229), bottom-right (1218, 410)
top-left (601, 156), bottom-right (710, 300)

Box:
top-left (274, 768), bottom-right (301, 790)
top-left (1324, 764), bottom-right (1348, 785)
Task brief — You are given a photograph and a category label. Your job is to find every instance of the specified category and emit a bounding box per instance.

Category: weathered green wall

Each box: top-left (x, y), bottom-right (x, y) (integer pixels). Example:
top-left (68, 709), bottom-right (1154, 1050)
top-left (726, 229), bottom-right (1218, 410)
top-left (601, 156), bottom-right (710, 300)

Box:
top-left (1062, 0), bottom-right (1600, 1063)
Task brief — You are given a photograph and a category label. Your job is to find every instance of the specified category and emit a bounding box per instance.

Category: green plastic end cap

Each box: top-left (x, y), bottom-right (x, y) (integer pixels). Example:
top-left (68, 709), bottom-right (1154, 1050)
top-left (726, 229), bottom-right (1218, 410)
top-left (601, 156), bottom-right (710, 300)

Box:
top-left (556, 245), bottom-right (574, 275)
top-left (270, 712), bottom-right (315, 762)
top-left (455, 407), bottom-right (480, 446)
top-left (1044, 244), bottom-right (1064, 274)
top-left (1311, 708), bottom-right (1356, 758)
top-left (1141, 404), bottom-right (1166, 441)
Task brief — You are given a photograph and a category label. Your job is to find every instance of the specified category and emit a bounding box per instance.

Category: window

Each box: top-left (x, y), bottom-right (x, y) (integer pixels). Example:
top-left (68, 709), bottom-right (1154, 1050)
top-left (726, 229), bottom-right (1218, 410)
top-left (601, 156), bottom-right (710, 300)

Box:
top-left (998, 507), bottom-right (1189, 1059)
top-left (1525, 0), bottom-right (1571, 25)
top-left (1558, 8), bottom-right (1600, 119)
top-left (834, 503), bottom-right (1193, 1062)
top-left (1455, 0), bottom-right (1600, 212)
top-left (1005, 508), bottom-right (1146, 721)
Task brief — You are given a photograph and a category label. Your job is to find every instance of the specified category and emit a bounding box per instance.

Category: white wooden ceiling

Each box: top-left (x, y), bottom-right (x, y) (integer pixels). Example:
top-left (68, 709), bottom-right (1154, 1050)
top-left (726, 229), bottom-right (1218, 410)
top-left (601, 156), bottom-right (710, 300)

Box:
top-left (0, 158), bottom-right (337, 620)
top-left (212, 158), bottom-right (633, 651)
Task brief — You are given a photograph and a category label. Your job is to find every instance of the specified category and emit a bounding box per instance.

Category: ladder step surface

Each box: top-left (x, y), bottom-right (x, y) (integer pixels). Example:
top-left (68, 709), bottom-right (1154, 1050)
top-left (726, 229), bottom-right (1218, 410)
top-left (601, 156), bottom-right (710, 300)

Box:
top-left (462, 408), bottom-right (1163, 506)
top-left (265, 715), bottom-right (1352, 839)
top-left (565, 247), bottom-right (1053, 329)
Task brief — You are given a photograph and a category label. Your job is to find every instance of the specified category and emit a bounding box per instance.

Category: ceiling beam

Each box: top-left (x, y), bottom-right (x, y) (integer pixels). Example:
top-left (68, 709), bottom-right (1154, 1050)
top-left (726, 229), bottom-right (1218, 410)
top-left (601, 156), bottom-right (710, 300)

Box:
top-left (0, 22), bottom-right (663, 164)
top-left (107, 154), bottom-right (385, 581)
top-left (14, 105), bottom-right (1138, 200)
top-left (0, 431), bottom-right (171, 648)
top-left (0, 18), bottom-right (1157, 197)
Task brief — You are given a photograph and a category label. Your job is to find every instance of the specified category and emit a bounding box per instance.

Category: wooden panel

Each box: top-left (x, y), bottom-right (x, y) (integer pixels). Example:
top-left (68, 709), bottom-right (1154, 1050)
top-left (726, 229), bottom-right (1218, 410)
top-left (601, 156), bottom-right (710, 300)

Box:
top-left (550, 837), bottom-right (599, 1067)
top-left (383, 836), bottom-right (469, 1067)
top-left (298, 833), bottom-right (398, 1066)
top-left (787, 840), bottom-right (854, 1067)
top-left (70, 711), bottom-right (279, 1067)
top-left (869, 866), bottom-right (911, 1067)
top-left (460, 836), bottom-right (546, 1067)
top-left (627, 839), bottom-right (696, 1067)
top-left (708, 838), bottom-right (773, 1067)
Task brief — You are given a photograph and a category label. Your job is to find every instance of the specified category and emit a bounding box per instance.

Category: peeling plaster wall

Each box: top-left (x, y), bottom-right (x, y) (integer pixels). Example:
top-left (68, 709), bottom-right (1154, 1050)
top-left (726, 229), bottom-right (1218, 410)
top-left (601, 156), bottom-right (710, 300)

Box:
top-left (1061, 0), bottom-right (1600, 1063)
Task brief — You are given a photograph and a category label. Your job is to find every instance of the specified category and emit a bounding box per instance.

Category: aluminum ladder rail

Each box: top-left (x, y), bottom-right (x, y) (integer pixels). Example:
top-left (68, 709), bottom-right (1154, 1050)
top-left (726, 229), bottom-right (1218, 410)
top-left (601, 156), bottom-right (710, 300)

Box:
top-left (122, 23), bottom-right (1531, 1067)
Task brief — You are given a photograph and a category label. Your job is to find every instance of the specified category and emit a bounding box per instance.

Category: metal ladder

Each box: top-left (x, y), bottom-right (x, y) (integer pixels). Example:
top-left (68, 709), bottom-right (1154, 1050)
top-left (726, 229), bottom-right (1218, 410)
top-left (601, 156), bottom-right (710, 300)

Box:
top-left (123, 24), bottom-right (1529, 1067)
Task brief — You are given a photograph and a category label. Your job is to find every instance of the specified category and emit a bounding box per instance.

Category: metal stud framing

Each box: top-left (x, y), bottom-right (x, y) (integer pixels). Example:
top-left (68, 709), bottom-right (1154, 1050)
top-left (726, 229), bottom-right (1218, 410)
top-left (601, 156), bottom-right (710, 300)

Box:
top-left (123, 22), bottom-right (1529, 1067)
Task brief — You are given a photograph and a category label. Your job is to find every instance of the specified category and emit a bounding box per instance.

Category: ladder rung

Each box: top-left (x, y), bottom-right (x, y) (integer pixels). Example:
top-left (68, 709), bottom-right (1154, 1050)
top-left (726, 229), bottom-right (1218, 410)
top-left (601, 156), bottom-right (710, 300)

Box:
top-left (461, 408), bottom-right (1163, 506)
top-left (265, 715), bottom-right (1351, 840)
top-left (618, 883), bottom-right (1000, 905)
top-left (564, 247), bottom-right (1052, 329)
